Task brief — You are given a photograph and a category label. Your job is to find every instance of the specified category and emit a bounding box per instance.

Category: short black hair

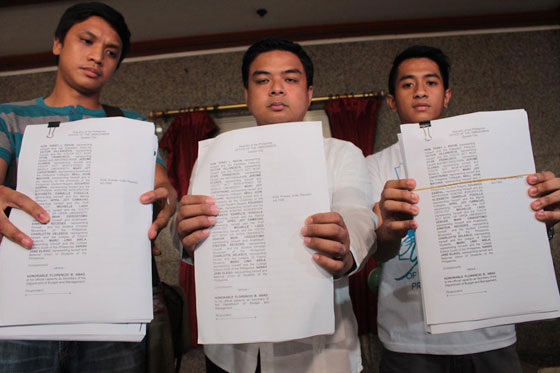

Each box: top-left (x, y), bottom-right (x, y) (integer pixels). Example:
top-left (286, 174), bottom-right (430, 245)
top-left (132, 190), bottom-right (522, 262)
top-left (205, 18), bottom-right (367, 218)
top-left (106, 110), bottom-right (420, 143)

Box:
top-left (54, 2), bottom-right (131, 68)
top-left (388, 45), bottom-right (450, 95)
top-left (242, 37), bottom-right (314, 88)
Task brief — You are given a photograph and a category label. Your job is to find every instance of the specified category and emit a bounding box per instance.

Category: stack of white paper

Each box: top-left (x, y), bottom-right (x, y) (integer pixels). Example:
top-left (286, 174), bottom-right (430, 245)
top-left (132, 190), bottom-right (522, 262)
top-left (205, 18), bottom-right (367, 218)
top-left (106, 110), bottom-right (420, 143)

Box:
top-left (399, 110), bottom-right (560, 334)
top-left (0, 117), bottom-right (156, 341)
top-left (192, 122), bottom-right (334, 344)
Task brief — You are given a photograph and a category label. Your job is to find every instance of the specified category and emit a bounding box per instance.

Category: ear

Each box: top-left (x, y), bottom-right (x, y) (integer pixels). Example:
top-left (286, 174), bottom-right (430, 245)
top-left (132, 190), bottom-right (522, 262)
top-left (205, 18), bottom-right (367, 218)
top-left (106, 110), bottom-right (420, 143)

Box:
top-left (306, 85), bottom-right (313, 106)
top-left (52, 37), bottom-right (63, 56)
top-left (244, 88), bottom-right (249, 105)
top-left (386, 94), bottom-right (397, 113)
top-left (443, 88), bottom-right (452, 108)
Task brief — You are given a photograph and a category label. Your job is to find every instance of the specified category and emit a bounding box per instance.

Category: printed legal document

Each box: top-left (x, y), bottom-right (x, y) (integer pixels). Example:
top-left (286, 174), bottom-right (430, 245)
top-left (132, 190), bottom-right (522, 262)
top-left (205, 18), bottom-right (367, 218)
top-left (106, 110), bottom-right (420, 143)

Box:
top-left (192, 122), bottom-right (334, 344)
top-left (0, 117), bottom-right (156, 341)
top-left (0, 323), bottom-right (146, 342)
top-left (400, 110), bottom-right (560, 334)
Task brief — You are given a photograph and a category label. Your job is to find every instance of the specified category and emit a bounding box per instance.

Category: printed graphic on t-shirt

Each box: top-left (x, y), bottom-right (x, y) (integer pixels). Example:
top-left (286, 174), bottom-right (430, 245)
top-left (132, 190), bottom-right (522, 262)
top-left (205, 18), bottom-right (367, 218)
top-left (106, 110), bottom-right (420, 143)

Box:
top-left (394, 162), bottom-right (419, 289)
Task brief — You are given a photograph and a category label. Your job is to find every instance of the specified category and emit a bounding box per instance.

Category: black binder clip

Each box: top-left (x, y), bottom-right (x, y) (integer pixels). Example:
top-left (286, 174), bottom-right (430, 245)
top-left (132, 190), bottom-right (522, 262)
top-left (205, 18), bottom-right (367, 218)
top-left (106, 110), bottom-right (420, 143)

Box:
top-left (47, 121), bottom-right (60, 138)
top-left (419, 120), bottom-right (432, 141)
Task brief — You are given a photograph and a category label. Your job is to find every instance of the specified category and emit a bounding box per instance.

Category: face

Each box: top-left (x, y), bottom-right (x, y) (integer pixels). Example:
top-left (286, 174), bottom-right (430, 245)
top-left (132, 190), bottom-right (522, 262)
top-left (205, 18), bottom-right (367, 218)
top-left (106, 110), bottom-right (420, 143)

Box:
top-left (245, 50), bottom-right (313, 125)
top-left (387, 57), bottom-right (451, 124)
top-left (53, 16), bottom-right (122, 96)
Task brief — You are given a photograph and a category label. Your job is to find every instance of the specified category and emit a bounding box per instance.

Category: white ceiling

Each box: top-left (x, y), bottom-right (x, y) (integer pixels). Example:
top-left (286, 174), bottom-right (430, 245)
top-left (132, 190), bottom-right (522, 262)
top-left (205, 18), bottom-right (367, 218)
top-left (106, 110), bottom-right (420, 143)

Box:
top-left (1, 0), bottom-right (558, 57)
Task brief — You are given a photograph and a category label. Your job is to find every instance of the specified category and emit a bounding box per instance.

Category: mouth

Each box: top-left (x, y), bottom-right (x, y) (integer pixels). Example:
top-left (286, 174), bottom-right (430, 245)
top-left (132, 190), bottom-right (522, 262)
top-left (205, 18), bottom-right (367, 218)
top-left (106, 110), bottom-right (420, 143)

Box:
top-left (413, 103), bottom-right (431, 111)
top-left (268, 102), bottom-right (287, 111)
top-left (81, 67), bottom-right (102, 78)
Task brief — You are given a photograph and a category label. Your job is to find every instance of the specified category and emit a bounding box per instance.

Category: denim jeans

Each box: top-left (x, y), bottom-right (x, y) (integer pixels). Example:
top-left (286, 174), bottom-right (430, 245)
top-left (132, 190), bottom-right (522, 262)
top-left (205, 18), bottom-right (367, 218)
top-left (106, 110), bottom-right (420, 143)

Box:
top-left (0, 339), bottom-right (145, 373)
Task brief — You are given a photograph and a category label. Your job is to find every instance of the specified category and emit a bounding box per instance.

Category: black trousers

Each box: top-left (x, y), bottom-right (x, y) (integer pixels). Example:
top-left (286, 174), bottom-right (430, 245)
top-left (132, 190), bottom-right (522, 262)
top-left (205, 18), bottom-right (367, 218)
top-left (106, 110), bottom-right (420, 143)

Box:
top-left (205, 353), bottom-right (261, 373)
top-left (380, 344), bottom-right (522, 373)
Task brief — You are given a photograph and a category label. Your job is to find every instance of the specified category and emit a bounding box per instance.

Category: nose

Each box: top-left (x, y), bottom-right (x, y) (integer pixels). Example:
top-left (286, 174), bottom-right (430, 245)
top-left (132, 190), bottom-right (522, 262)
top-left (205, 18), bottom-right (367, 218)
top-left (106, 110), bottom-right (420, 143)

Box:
top-left (88, 45), bottom-right (104, 66)
top-left (269, 78), bottom-right (284, 96)
top-left (413, 84), bottom-right (427, 98)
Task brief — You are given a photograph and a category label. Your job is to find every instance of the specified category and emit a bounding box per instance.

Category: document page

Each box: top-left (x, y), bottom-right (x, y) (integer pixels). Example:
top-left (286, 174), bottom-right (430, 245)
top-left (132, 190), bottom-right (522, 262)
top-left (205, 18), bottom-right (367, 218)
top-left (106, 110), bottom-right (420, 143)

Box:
top-left (192, 122), bottom-right (334, 344)
top-left (400, 110), bottom-right (560, 333)
top-left (0, 117), bottom-right (155, 329)
top-left (0, 323), bottom-right (146, 342)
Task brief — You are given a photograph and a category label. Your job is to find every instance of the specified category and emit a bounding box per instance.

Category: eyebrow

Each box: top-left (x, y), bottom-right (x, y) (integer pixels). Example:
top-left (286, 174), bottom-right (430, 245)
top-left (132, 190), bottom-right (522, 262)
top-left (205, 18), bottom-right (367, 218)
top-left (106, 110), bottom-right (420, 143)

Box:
top-left (282, 68), bottom-right (302, 75)
top-left (252, 70), bottom-right (271, 77)
top-left (252, 68), bottom-right (302, 77)
top-left (399, 73), bottom-right (441, 81)
top-left (81, 30), bottom-right (121, 50)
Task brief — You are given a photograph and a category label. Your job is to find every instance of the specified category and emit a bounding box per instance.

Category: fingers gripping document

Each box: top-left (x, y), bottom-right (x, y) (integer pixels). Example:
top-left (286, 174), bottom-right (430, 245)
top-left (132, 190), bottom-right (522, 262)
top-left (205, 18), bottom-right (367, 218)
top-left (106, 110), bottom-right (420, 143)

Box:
top-left (399, 110), bottom-right (560, 334)
top-left (0, 117), bottom-right (156, 341)
top-left (192, 122), bottom-right (334, 344)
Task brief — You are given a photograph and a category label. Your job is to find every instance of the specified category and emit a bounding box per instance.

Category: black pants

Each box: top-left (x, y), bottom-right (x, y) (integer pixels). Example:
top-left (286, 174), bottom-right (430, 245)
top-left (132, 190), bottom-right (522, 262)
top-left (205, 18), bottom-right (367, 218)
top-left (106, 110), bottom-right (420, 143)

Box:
top-left (205, 353), bottom-right (261, 373)
top-left (380, 344), bottom-right (522, 373)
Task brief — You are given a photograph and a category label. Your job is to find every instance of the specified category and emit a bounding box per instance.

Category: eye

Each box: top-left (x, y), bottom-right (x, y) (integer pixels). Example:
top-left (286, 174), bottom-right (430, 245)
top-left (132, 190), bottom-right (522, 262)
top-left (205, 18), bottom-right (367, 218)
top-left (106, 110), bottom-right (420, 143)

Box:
top-left (81, 38), bottom-right (93, 45)
top-left (427, 80), bottom-right (438, 86)
top-left (106, 50), bottom-right (118, 58)
top-left (401, 82), bottom-right (413, 89)
top-left (255, 78), bottom-right (269, 85)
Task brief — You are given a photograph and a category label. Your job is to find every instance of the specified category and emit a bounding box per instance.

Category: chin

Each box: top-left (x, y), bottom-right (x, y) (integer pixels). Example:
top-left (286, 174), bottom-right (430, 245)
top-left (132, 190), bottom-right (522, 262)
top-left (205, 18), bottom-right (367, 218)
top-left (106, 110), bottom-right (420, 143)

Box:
top-left (76, 85), bottom-right (103, 96)
top-left (406, 114), bottom-right (433, 123)
top-left (74, 77), bottom-right (105, 92)
top-left (258, 115), bottom-right (289, 125)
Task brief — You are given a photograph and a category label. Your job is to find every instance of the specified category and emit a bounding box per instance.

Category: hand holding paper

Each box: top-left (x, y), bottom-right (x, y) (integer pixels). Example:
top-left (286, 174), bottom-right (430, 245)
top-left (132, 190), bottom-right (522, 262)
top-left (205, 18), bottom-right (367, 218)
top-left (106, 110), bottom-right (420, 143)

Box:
top-left (375, 178), bottom-right (419, 262)
top-left (175, 194), bottom-right (219, 259)
top-left (0, 185), bottom-right (50, 249)
top-left (527, 171), bottom-right (560, 227)
top-left (302, 211), bottom-right (353, 278)
top-left (141, 163), bottom-right (178, 241)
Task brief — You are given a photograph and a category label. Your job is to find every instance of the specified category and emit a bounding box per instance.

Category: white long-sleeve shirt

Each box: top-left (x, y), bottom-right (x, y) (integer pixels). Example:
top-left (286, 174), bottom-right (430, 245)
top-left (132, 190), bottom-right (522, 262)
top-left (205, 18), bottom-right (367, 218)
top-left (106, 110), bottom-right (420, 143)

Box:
top-left (174, 137), bottom-right (376, 372)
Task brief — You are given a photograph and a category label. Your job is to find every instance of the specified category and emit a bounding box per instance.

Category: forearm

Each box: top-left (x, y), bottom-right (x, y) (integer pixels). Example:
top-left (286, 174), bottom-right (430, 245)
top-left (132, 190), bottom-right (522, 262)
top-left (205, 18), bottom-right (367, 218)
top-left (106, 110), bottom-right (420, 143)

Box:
top-left (373, 226), bottom-right (402, 263)
top-left (169, 212), bottom-right (194, 264)
top-left (336, 206), bottom-right (375, 265)
top-left (154, 164), bottom-right (177, 206)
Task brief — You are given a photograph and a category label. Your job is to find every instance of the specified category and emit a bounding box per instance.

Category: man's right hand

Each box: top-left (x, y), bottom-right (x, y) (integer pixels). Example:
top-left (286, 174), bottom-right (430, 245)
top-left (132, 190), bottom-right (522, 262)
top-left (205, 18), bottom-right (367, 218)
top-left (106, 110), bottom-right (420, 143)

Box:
top-left (175, 195), bottom-right (219, 259)
top-left (0, 185), bottom-right (49, 249)
top-left (374, 178), bottom-right (419, 262)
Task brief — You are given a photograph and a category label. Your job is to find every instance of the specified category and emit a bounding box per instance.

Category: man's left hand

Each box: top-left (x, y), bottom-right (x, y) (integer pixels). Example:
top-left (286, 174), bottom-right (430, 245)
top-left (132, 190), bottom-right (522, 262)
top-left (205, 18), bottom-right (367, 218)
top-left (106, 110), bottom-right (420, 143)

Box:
top-left (140, 164), bottom-right (178, 255)
top-left (528, 172), bottom-right (560, 227)
top-left (301, 212), bottom-right (353, 279)
top-left (141, 186), bottom-right (176, 240)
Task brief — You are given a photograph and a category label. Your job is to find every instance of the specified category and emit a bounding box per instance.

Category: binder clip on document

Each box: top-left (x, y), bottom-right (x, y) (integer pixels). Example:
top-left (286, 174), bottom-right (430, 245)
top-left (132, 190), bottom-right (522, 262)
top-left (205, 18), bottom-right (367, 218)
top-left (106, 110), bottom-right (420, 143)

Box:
top-left (419, 121), bottom-right (432, 141)
top-left (47, 121), bottom-right (60, 138)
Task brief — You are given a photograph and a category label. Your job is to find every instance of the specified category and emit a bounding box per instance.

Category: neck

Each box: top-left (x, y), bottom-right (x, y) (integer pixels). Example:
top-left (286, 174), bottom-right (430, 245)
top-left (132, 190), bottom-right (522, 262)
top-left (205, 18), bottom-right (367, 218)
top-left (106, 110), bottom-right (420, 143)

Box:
top-left (44, 77), bottom-right (102, 110)
top-left (256, 117), bottom-right (307, 126)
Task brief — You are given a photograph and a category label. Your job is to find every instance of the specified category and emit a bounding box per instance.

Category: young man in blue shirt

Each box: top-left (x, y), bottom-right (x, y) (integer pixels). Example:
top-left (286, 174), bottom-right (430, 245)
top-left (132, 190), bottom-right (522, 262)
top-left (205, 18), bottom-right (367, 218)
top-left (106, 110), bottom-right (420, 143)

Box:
top-left (0, 3), bottom-right (176, 372)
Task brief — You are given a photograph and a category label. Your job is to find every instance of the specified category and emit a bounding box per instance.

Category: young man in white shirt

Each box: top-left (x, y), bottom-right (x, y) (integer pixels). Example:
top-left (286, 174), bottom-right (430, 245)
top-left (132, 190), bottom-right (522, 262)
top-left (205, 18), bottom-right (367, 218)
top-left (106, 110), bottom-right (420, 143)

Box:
top-left (174, 37), bottom-right (376, 373)
top-left (367, 45), bottom-right (560, 373)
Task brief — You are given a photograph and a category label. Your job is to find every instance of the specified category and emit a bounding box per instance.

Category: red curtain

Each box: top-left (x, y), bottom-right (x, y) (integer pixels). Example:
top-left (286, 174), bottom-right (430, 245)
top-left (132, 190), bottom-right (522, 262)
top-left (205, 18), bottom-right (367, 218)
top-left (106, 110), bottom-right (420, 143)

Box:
top-left (324, 97), bottom-right (381, 335)
top-left (159, 111), bottom-right (217, 347)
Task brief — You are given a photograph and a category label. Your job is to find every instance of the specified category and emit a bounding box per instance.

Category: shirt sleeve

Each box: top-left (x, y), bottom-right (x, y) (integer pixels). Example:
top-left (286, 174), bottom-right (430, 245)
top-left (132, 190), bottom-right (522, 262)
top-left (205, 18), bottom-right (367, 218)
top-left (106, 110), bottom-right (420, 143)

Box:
top-left (366, 151), bottom-right (386, 202)
top-left (0, 117), bottom-right (13, 164)
top-left (328, 140), bottom-right (377, 276)
top-left (170, 159), bottom-right (198, 265)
